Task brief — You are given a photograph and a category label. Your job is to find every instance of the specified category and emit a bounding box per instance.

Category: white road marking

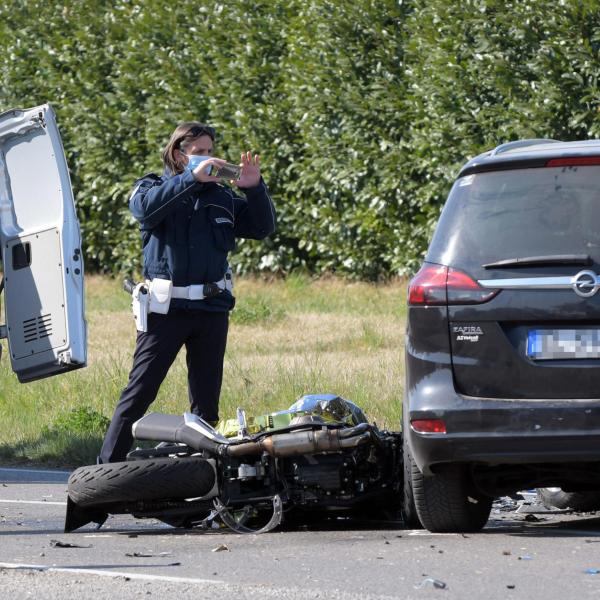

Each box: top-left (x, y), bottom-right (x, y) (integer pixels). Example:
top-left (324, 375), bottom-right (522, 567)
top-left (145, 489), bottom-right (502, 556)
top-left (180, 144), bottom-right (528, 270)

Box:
top-left (0, 499), bottom-right (67, 506)
top-left (0, 561), bottom-right (226, 586)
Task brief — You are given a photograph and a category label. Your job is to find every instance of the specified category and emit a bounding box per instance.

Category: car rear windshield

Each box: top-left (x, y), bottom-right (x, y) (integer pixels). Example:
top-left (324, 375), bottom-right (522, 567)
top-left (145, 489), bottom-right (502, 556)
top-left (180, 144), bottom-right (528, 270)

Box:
top-left (426, 166), bottom-right (600, 275)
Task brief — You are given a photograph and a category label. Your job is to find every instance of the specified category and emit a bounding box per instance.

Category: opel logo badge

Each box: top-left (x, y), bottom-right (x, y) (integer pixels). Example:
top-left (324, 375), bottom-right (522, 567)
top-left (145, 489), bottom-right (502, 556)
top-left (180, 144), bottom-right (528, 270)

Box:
top-left (573, 270), bottom-right (600, 298)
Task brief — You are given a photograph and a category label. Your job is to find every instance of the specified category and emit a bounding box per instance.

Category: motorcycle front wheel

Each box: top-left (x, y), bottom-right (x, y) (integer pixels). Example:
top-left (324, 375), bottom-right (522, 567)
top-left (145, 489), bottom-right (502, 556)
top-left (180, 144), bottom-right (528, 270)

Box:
top-left (68, 456), bottom-right (215, 507)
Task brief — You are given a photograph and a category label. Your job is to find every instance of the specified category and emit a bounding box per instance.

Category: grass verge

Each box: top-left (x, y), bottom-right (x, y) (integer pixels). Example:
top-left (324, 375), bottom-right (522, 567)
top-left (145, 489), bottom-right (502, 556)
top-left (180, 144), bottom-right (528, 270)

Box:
top-left (0, 274), bottom-right (406, 467)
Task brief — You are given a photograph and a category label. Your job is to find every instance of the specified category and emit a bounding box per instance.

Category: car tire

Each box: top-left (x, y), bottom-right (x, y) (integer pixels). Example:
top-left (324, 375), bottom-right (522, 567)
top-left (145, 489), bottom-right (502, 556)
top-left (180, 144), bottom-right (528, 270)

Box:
top-left (412, 463), bottom-right (492, 533)
top-left (68, 456), bottom-right (215, 507)
top-left (537, 488), bottom-right (600, 512)
top-left (401, 433), bottom-right (423, 529)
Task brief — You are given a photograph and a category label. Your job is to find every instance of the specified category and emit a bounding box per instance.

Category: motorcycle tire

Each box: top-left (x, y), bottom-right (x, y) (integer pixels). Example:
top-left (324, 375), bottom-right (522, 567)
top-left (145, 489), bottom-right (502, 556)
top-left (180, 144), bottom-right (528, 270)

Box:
top-left (68, 456), bottom-right (215, 507)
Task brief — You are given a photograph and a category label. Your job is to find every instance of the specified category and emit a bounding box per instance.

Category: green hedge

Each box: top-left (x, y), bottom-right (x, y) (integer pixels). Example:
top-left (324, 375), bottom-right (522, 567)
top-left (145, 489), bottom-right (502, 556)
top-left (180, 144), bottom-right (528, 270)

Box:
top-left (1, 0), bottom-right (599, 279)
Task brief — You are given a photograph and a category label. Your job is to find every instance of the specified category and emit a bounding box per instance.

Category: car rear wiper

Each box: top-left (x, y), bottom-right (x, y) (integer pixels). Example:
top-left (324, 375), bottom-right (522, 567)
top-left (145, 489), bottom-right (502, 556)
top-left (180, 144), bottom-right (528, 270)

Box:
top-left (483, 254), bottom-right (593, 269)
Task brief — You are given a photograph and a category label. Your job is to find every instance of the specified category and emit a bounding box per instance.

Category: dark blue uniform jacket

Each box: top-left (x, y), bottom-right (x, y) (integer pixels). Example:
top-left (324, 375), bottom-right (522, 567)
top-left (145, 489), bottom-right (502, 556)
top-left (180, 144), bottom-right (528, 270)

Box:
top-left (130, 168), bottom-right (276, 312)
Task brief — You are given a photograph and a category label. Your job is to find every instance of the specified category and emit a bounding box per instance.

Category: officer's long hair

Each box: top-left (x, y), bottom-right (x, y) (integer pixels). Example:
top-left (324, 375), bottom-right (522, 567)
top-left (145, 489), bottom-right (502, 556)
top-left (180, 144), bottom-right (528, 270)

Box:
top-left (162, 121), bottom-right (216, 175)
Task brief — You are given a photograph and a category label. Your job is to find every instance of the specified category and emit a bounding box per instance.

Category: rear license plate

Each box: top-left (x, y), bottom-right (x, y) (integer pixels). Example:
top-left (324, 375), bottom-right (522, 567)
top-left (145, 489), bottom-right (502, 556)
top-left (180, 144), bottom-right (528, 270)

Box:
top-left (527, 328), bottom-right (600, 360)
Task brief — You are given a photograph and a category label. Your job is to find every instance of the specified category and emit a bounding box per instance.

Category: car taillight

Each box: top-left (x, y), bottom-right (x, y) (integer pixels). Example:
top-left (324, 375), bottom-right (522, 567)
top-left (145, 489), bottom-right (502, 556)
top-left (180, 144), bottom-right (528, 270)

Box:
top-left (407, 264), bottom-right (448, 305)
top-left (446, 268), bottom-right (499, 304)
top-left (411, 419), bottom-right (447, 434)
top-left (408, 264), bottom-right (499, 306)
top-left (546, 157), bottom-right (600, 167)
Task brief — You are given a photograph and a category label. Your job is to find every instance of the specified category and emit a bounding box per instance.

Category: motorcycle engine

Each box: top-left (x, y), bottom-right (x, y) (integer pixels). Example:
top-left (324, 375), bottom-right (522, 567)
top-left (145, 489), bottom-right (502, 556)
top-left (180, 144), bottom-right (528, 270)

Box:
top-left (221, 431), bottom-right (401, 513)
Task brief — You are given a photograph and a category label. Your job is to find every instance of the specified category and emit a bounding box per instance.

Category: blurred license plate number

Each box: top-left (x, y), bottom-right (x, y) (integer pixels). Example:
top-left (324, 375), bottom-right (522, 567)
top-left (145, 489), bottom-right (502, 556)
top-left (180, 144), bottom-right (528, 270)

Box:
top-left (527, 329), bottom-right (600, 360)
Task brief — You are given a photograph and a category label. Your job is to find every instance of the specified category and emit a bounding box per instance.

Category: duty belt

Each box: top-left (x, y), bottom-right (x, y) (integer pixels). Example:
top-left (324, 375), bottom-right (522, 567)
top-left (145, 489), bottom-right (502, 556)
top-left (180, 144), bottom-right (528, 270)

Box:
top-left (170, 269), bottom-right (233, 300)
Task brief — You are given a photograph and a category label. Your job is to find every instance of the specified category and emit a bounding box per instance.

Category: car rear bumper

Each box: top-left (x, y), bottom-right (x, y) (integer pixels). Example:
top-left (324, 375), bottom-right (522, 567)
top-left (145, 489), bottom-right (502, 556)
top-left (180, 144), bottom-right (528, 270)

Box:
top-left (405, 370), bottom-right (600, 473)
top-left (409, 426), bottom-right (600, 475)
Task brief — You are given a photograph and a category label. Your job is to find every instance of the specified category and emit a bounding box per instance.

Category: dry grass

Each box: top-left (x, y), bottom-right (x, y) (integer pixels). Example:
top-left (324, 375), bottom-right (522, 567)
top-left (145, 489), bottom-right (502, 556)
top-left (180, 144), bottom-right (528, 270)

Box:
top-left (0, 274), bottom-right (407, 466)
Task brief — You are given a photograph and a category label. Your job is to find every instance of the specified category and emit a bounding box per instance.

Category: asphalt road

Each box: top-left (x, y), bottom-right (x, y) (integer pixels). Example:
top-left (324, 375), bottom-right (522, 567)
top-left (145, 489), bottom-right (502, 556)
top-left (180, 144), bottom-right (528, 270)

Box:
top-left (2, 467), bottom-right (600, 599)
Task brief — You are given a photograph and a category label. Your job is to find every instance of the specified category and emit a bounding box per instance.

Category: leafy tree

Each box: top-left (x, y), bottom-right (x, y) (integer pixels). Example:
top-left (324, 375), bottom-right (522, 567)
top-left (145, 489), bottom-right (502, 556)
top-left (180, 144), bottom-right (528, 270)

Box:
top-left (1, 0), bottom-right (599, 279)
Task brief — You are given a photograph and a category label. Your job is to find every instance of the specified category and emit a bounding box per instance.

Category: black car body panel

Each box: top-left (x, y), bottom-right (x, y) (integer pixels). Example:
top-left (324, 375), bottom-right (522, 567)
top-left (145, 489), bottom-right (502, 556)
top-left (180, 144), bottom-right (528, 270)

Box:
top-left (458, 140), bottom-right (600, 176)
top-left (405, 139), bottom-right (600, 491)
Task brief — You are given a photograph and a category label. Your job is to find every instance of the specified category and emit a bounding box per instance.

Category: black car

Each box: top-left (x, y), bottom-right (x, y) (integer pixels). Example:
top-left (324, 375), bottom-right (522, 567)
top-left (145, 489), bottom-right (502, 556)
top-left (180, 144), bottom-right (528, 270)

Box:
top-left (403, 139), bottom-right (600, 532)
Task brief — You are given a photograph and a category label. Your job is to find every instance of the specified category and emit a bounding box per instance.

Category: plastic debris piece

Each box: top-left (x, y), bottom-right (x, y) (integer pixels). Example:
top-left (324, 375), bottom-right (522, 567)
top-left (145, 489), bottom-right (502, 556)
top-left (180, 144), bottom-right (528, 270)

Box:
top-left (507, 585), bottom-right (516, 589)
top-left (518, 555), bottom-right (533, 560)
top-left (493, 496), bottom-right (520, 512)
top-left (212, 544), bottom-right (230, 553)
top-left (585, 568), bottom-right (600, 574)
top-left (524, 514), bottom-right (541, 522)
top-left (415, 577), bottom-right (447, 590)
top-left (467, 496), bottom-right (479, 504)
top-left (50, 539), bottom-right (92, 548)
top-left (126, 552), bottom-right (172, 558)
top-left (502, 550), bottom-right (512, 556)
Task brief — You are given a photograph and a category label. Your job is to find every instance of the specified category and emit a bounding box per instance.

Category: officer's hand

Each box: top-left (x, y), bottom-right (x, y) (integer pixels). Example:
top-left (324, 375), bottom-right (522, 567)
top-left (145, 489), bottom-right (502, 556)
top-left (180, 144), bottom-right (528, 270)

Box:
top-left (192, 157), bottom-right (227, 183)
top-left (234, 152), bottom-right (261, 189)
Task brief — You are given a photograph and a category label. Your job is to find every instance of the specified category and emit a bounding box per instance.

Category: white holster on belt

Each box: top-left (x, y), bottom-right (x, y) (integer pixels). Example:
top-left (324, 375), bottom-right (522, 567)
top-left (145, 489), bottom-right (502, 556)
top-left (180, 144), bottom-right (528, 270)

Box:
top-left (131, 282), bottom-right (150, 333)
top-left (131, 278), bottom-right (172, 333)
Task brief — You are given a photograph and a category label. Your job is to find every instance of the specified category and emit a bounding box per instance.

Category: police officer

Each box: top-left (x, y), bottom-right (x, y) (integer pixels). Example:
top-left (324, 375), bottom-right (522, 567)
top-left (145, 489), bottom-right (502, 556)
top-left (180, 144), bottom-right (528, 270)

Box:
top-left (99, 122), bottom-right (276, 463)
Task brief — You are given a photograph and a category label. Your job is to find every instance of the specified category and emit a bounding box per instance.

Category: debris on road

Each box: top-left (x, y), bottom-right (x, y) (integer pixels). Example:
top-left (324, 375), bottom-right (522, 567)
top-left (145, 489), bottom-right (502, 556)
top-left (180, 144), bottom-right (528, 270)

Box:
top-left (212, 544), bottom-right (230, 553)
top-left (524, 514), bottom-right (542, 523)
top-left (415, 577), bottom-right (447, 590)
top-left (494, 492), bottom-right (567, 516)
top-left (50, 539), bottom-right (92, 548)
top-left (585, 568), bottom-right (600, 574)
top-left (126, 551), bottom-right (173, 558)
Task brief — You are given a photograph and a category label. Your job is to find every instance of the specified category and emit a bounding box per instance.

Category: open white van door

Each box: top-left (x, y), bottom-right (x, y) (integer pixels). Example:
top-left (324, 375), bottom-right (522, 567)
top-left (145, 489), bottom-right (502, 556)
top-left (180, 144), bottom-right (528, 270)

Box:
top-left (0, 104), bottom-right (87, 382)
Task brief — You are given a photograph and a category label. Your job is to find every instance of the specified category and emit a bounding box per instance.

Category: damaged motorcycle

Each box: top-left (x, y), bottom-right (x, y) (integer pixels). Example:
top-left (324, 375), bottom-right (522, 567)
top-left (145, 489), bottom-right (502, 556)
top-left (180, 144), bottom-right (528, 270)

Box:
top-left (65, 395), bottom-right (403, 534)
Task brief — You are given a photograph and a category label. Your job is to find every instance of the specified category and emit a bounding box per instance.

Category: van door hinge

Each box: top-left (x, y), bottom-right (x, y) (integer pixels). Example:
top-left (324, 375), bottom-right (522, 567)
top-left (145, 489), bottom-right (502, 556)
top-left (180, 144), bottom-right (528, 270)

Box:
top-left (58, 350), bottom-right (72, 365)
top-left (33, 111), bottom-right (47, 128)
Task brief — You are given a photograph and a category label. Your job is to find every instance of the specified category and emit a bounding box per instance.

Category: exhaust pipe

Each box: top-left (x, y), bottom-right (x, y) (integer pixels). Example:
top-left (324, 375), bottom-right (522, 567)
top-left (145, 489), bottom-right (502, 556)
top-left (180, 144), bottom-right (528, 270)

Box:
top-left (133, 412), bottom-right (230, 453)
top-left (226, 428), bottom-right (371, 458)
top-left (133, 413), bottom-right (372, 458)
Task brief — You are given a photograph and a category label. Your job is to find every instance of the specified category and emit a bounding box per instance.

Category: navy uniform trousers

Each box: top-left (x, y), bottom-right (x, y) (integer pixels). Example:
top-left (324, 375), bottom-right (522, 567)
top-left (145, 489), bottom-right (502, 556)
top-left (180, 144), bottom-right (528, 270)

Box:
top-left (99, 308), bottom-right (229, 463)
